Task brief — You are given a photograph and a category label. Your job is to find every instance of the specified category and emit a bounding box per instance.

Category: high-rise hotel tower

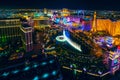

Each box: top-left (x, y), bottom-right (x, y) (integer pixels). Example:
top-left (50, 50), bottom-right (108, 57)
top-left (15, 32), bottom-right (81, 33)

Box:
top-left (0, 17), bottom-right (34, 52)
top-left (0, 18), bottom-right (21, 44)
top-left (20, 23), bottom-right (33, 52)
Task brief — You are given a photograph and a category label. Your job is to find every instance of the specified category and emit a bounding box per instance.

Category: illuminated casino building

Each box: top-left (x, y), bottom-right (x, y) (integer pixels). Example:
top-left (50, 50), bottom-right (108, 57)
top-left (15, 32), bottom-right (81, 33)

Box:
top-left (20, 26), bottom-right (33, 52)
top-left (44, 8), bottom-right (47, 14)
top-left (91, 11), bottom-right (120, 36)
top-left (0, 18), bottom-right (21, 44)
top-left (61, 8), bottom-right (70, 17)
top-left (33, 16), bottom-right (50, 29)
top-left (109, 46), bottom-right (120, 74)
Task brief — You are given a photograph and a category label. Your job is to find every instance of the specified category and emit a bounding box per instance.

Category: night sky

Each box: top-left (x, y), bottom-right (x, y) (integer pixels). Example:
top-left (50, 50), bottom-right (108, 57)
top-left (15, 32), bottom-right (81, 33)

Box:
top-left (0, 0), bottom-right (119, 10)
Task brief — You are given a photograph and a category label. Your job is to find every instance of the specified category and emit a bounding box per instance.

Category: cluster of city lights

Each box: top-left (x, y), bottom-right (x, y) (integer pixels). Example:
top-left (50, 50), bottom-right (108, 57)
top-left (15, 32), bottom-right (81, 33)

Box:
top-left (1, 59), bottom-right (55, 77)
top-left (1, 69), bottom-right (58, 80)
top-left (32, 70), bottom-right (58, 80)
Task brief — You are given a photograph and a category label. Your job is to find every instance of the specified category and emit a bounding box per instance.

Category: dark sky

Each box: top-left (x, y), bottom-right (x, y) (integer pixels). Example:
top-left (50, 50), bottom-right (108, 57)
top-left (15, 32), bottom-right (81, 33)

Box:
top-left (0, 0), bottom-right (119, 10)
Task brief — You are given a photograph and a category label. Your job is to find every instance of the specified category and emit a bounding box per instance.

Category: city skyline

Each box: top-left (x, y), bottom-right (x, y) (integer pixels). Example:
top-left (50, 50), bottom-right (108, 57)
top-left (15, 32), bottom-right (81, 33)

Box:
top-left (0, 5), bottom-right (120, 80)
